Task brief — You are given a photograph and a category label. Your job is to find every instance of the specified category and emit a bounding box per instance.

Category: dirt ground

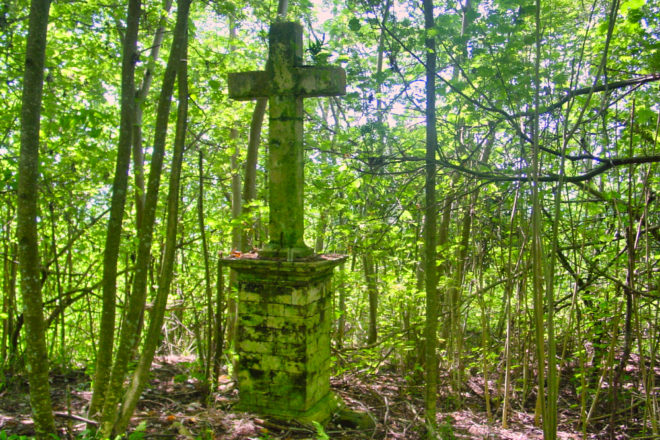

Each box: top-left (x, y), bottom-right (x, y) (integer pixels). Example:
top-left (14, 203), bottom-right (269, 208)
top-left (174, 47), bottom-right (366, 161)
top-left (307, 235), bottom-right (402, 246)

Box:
top-left (0, 354), bottom-right (648, 439)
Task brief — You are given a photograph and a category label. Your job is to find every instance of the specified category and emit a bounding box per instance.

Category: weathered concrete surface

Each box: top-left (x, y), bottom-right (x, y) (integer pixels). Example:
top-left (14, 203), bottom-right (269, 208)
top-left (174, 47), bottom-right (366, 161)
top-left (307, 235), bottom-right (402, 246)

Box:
top-left (224, 255), bottom-right (347, 421)
top-left (227, 22), bottom-right (346, 258)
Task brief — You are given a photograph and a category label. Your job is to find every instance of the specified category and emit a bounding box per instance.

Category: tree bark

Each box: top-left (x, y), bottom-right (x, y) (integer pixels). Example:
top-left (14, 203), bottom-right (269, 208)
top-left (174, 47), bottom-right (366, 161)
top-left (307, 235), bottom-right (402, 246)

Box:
top-left (447, 137), bottom-right (492, 397)
top-left (1, 219), bottom-right (17, 367)
top-left (241, 98), bottom-right (266, 249)
top-left (47, 203), bottom-right (65, 359)
top-left (437, 1), bottom-right (471, 389)
top-left (115, 13), bottom-right (189, 431)
top-left (336, 265), bottom-right (347, 350)
top-left (240, 0), bottom-right (288, 249)
top-left (363, 253), bottom-right (378, 345)
top-left (213, 252), bottom-right (225, 379)
top-left (132, 0), bottom-right (173, 230)
top-left (422, 0), bottom-right (438, 435)
top-left (16, 0), bottom-right (55, 437)
top-left (88, 0), bottom-right (141, 421)
top-left (530, 0), bottom-right (549, 432)
top-left (98, 0), bottom-right (190, 435)
top-left (231, 135), bottom-right (242, 253)
top-left (314, 210), bottom-right (327, 253)
top-left (197, 149), bottom-right (214, 383)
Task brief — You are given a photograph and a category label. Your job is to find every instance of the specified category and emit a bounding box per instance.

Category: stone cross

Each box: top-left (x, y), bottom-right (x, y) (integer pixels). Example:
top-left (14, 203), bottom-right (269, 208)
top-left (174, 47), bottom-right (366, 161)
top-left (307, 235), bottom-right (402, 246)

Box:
top-left (228, 22), bottom-right (346, 258)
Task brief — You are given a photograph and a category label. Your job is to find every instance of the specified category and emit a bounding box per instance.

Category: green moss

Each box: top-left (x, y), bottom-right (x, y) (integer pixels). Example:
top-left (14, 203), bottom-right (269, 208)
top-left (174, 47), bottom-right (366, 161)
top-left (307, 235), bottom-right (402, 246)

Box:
top-left (225, 254), bottom-right (346, 422)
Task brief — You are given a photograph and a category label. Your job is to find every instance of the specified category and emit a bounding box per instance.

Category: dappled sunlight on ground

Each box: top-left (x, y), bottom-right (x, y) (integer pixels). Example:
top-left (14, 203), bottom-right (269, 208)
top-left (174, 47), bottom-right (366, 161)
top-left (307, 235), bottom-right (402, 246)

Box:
top-left (0, 354), bottom-right (651, 438)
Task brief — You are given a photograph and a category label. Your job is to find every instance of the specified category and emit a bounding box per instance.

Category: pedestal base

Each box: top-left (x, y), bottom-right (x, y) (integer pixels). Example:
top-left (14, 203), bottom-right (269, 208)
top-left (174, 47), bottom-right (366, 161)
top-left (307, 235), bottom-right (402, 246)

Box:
top-left (223, 254), bottom-right (346, 422)
top-left (235, 390), bottom-right (342, 423)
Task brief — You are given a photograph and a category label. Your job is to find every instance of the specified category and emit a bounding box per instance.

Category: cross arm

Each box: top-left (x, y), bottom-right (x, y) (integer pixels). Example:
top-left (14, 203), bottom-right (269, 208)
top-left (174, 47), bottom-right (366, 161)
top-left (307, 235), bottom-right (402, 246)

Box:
top-left (228, 71), bottom-right (270, 100)
top-left (295, 66), bottom-right (346, 97)
top-left (228, 66), bottom-right (346, 100)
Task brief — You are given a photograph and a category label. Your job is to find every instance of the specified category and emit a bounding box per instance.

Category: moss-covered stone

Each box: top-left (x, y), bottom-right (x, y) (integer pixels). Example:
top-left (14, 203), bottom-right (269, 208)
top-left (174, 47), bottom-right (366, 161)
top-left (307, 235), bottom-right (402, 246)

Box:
top-left (226, 19), bottom-right (347, 422)
top-left (225, 255), bottom-right (345, 422)
top-left (227, 21), bottom-right (345, 258)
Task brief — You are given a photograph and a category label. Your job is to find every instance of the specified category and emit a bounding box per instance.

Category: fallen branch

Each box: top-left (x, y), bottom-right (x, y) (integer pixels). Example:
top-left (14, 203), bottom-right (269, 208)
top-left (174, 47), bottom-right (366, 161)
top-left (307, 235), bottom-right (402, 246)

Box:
top-left (54, 411), bottom-right (98, 426)
top-left (588, 399), bottom-right (644, 422)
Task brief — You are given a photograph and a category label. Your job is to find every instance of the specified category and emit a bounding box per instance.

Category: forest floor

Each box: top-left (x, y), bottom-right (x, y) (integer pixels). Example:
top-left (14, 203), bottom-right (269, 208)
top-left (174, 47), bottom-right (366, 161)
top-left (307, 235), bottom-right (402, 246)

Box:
top-left (0, 354), bottom-right (649, 439)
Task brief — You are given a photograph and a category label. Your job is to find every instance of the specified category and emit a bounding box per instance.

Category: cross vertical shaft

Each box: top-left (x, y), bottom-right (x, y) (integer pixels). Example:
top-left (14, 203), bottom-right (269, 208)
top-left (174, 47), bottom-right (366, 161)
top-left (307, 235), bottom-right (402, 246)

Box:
top-left (268, 23), bottom-right (305, 254)
top-left (268, 93), bottom-right (305, 253)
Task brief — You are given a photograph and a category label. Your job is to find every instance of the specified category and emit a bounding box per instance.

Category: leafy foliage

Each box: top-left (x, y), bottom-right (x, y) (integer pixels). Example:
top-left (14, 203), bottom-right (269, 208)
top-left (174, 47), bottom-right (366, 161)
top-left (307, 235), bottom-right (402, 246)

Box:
top-left (1, 0), bottom-right (658, 437)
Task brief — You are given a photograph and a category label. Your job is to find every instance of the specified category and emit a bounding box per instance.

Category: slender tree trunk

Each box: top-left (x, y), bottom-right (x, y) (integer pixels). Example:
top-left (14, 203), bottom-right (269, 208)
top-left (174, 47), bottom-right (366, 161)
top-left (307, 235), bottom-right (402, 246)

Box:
top-left (356, 0), bottom-right (390, 350)
top-left (197, 149), bottom-right (214, 384)
top-left (635, 174), bottom-right (657, 435)
top-left (422, 0), bottom-right (438, 435)
top-left (221, 138), bottom-right (242, 364)
top-left (133, 0), bottom-right (173, 230)
top-left (16, 0), bottom-right (55, 437)
top-left (88, 0), bottom-right (141, 421)
top-left (225, 132), bottom-right (243, 360)
top-left (213, 252), bottom-right (225, 379)
top-left (241, 99), bottom-right (266, 249)
top-left (1, 253), bottom-right (6, 367)
top-left (363, 253), bottom-right (378, 345)
top-left (231, 137), bottom-right (242, 253)
top-left (449, 138), bottom-right (492, 399)
top-left (501, 185), bottom-right (521, 429)
top-left (48, 203), bottom-right (65, 360)
top-left (126, 1), bottom-right (172, 363)
top-left (240, 0), bottom-right (288, 249)
top-left (116, 17), bottom-right (189, 431)
top-left (224, 18), bottom-right (244, 362)
top-left (336, 265), bottom-right (346, 350)
top-left (99, 0), bottom-right (190, 435)
top-left (438, 1), bottom-right (471, 383)
top-left (314, 210), bottom-right (327, 253)
top-left (2, 218), bottom-right (16, 368)
top-left (609, 111), bottom-right (638, 439)
top-left (531, 0), bottom-right (549, 432)
top-left (477, 271), bottom-right (493, 423)
top-left (8, 241), bottom-right (17, 362)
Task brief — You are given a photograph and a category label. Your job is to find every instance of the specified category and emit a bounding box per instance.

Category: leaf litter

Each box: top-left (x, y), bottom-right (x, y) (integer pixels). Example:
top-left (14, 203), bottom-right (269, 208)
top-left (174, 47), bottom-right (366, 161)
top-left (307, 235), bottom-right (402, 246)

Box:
top-left (0, 353), bottom-right (651, 439)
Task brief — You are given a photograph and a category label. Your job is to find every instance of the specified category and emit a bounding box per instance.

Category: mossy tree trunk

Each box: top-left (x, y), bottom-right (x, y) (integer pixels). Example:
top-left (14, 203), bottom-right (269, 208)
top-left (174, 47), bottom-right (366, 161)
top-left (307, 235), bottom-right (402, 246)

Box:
top-left (88, 0), bottom-right (141, 421)
top-left (16, 0), bottom-right (55, 437)
top-left (115, 13), bottom-right (189, 431)
top-left (422, 0), bottom-right (438, 435)
top-left (213, 253), bottom-right (226, 380)
top-left (132, 0), bottom-right (173, 231)
top-left (363, 253), bottom-right (378, 345)
top-left (98, 0), bottom-right (191, 435)
top-left (197, 148), bottom-right (215, 383)
top-left (2, 225), bottom-right (18, 369)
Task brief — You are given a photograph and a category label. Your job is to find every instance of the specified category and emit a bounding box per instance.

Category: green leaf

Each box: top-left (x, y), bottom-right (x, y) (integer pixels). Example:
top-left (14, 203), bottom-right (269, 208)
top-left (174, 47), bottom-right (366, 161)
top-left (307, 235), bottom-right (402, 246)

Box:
top-left (649, 49), bottom-right (660, 72)
top-left (312, 421), bottom-right (330, 440)
top-left (626, 7), bottom-right (644, 23)
top-left (620, 0), bottom-right (645, 12)
top-left (348, 17), bottom-right (361, 32)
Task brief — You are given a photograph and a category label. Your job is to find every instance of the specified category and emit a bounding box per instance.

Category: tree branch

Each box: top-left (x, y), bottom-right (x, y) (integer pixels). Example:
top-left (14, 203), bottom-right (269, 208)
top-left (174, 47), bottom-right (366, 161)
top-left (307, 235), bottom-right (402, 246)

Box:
top-left (395, 154), bottom-right (660, 183)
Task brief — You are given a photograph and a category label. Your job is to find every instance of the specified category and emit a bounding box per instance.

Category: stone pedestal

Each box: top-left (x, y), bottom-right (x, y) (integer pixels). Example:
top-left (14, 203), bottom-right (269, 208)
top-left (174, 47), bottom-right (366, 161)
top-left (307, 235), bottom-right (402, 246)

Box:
top-left (223, 254), bottom-right (346, 422)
